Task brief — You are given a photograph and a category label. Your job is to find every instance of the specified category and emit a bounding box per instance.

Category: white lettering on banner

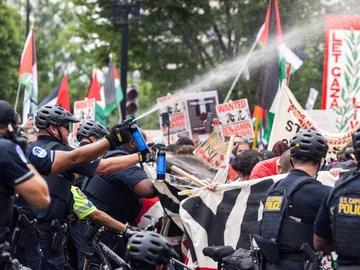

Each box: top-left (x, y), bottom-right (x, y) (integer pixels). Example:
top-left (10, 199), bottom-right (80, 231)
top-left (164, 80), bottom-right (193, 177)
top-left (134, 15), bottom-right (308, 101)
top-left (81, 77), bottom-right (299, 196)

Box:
top-left (269, 84), bottom-right (354, 158)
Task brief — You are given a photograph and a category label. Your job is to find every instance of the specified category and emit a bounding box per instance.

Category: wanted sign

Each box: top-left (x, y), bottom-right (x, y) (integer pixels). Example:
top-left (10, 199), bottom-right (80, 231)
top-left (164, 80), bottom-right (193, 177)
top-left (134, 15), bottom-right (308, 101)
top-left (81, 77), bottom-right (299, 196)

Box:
top-left (216, 99), bottom-right (254, 141)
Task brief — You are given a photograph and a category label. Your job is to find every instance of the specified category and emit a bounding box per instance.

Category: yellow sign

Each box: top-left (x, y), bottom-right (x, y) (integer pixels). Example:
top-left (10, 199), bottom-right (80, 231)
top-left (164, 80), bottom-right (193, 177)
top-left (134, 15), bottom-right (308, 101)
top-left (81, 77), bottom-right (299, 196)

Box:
top-left (338, 196), bottom-right (360, 216)
top-left (264, 196), bottom-right (284, 211)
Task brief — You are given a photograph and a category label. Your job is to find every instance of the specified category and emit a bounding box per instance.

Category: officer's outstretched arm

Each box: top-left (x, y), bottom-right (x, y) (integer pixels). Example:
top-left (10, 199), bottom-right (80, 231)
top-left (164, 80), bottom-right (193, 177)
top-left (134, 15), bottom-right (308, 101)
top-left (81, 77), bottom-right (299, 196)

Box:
top-left (88, 209), bottom-right (127, 232)
top-left (313, 234), bottom-right (334, 253)
top-left (50, 125), bottom-right (132, 174)
top-left (93, 153), bottom-right (140, 174)
top-left (15, 164), bottom-right (51, 209)
top-left (50, 139), bottom-right (111, 174)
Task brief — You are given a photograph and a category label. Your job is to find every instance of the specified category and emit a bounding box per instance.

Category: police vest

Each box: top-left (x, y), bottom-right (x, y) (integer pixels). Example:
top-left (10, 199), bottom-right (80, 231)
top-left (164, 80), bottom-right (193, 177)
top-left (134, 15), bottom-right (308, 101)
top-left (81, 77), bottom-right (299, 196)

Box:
top-left (84, 150), bottom-right (143, 223)
top-left (327, 171), bottom-right (360, 259)
top-left (260, 176), bottom-right (315, 251)
top-left (30, 141), bottom-right (72, 205)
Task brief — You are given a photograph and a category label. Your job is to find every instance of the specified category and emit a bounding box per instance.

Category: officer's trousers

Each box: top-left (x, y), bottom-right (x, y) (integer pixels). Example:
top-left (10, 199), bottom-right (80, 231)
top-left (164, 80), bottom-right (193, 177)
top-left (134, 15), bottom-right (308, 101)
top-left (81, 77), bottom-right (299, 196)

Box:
top-left (39, 231), bottom-right (73, 270)
top-left (15, 233), bottom-right (41, 270)
top-left (265, 260), bottom-right (304, 270)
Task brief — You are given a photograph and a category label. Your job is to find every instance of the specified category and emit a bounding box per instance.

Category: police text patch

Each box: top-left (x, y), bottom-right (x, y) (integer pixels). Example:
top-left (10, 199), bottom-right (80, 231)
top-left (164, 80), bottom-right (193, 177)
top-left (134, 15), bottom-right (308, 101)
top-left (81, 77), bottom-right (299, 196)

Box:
top-left (32, 146), bottom-right (47, 158)
top-left (264, 196), bottom-right (284, 211)
top-left (338, 196), bottom-right (360, 216)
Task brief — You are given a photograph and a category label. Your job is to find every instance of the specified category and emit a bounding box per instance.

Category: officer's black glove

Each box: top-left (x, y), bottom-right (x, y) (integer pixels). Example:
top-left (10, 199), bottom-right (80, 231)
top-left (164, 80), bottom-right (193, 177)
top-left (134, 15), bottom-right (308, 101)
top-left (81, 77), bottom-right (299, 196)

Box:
top-left (138, 148), bottom-right (156, 164)
top-left (124, 225), bottom-right (141, 238)
top-left (105, 124), bottom-right (132, 150)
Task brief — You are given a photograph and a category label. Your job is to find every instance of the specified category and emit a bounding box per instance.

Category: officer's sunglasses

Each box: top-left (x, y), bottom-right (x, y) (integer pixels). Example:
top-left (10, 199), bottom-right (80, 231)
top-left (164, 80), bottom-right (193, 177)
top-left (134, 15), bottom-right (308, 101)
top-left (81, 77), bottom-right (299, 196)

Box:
top-left (61, 124), bottom-right (71, 131)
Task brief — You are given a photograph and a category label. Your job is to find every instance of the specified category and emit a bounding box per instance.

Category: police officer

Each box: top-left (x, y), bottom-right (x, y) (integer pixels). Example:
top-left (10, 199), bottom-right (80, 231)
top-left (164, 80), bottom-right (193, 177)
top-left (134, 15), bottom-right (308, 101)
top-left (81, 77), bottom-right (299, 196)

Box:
top-left (126, 231), bottom-right (178, 270)
top-left (254, 129), bottom-right (331, 270)
top-left (74, 119), bottom-right (109, 190)
top-left (0, 100), bottom-right (50, 269)
top-left (23, 105), bottom-right (154, 270)
top-left (314, 126), bottom-right (360, 269)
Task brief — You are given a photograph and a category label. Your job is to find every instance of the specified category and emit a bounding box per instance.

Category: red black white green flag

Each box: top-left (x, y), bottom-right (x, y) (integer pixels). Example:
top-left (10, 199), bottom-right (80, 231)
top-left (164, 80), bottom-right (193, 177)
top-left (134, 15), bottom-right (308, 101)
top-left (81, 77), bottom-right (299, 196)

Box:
top-left (38, 74), bottom-right (70, 111)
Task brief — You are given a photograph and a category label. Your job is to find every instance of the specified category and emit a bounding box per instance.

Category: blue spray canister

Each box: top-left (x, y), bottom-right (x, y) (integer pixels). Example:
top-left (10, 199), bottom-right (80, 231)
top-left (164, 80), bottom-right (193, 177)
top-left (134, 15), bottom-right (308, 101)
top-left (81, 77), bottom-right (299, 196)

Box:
top-left (156, 147), bottom-right (166, 180)
top-left (129, 123), bottom-right (149, 154)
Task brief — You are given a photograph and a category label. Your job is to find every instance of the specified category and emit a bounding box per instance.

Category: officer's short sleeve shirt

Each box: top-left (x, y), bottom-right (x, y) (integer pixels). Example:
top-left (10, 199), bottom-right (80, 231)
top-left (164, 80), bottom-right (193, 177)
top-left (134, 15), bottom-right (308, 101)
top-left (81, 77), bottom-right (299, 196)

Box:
top-left (314, 194), bottom-right (332, 240)
top-left (1, 139), bottom-right (34, 190)
top-left (71, 186), bottom-right (97, 220)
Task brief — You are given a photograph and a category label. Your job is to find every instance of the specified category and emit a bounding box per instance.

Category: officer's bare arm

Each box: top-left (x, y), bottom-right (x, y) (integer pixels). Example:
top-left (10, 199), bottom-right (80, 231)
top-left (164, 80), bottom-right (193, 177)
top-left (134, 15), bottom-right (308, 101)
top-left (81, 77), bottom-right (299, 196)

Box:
top-left (88, 209), bottom-right (127, 232)
top-left (313, 234), bottom-right (334, 253)
top-left (133, 179), bottom-right (157, 198)
top-left (15, 164), bottom-right (51, 209)
top-left (50, 139), bottom-right (111, 174)
top-left (93, 154), bottom-right (140, 175)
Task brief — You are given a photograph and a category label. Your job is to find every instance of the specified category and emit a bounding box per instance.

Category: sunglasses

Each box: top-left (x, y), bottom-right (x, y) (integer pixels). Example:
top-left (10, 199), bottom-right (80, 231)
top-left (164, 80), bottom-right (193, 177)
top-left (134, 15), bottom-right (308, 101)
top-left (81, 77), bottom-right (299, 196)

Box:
top-left (61, 124), bottom-right (71, 131)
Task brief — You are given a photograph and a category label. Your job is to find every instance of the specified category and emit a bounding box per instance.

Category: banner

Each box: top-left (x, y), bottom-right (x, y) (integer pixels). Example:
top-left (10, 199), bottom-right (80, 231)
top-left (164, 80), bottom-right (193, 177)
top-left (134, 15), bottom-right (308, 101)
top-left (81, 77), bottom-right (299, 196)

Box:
top-left (157, 93), bottom-right (189, 145)
top-left (179, 172), bottom-right (336, 269)
top-left (269, 84), bottom-right (354, 158)
top-left (305, 110), bottom-right (337, 133)
top-left (193, 132), bottom-right (228, 169)
top-left (184, 91), bottom-right (219, 142)
top-left (322, 15), bottom-right (360, 133)
top-left (72, 98), bottom-right (96, 140)
top-left (216, 99), bottom-right (254, 141)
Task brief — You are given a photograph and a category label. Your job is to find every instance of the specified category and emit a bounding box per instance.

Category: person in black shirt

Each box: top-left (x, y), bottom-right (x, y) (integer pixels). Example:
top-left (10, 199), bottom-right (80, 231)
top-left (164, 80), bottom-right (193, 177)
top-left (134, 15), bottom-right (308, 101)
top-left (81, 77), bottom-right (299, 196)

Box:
top-left (254, 129), bottom-right (331, 270)
top-left (314, 126), bottom-right (360, 269)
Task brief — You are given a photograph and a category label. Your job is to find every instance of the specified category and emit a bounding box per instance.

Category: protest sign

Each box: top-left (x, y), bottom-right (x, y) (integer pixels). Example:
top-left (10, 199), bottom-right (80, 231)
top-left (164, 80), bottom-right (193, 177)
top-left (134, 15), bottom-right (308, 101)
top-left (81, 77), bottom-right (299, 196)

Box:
top-left (72, 98), bottom-right (96, 143)
top-left (157, 93), bottom-right (189, 144)
top-left (184, 91), bottom-right (219, 142)
top-left (305, 110), bottom-right (337, 133)
top-left (193, 132), bottom-right (228, 169)
top-left (216, 99), bottom-right (254, 141)
top-left (322, 15), bottom-right (360, 133)
top-left (269, 84), bottom-right (354, 158)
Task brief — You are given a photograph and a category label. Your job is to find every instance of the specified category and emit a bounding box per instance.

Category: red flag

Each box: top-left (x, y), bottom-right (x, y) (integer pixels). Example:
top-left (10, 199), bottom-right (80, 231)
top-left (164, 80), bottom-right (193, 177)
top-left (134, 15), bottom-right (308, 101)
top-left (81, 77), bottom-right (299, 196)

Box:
top-left (87, 70), bottom-right (101, 101)
top-left (57, 75), bottom-right (70, 111)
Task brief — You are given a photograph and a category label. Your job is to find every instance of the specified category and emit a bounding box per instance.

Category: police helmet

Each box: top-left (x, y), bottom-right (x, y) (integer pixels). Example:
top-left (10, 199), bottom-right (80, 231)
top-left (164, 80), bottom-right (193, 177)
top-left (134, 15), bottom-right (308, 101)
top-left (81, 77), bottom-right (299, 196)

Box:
top-left (76, 120), bottom-right (108, 141)
top-left (35, 105), bottom-right (79, 129)
top-left (0, 100), bottom-right (16, 126)
top-left (126, 231), bottom-right (177, 266)
top-left (352, 126), bottom-right (360, 164)
top-left (290, 129), bottom-right (328, 162)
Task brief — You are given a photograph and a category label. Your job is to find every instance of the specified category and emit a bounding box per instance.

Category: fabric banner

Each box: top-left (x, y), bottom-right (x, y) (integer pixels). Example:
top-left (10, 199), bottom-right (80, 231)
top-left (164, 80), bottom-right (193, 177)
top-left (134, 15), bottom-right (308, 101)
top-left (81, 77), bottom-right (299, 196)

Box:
top-left (157, 93), bottom-right (189, 145)
top-left (179, 172), bottom-right (336, 269)
top-left (322, 15), bottom-right (360, 133)
top-left (269, 84), bottom-right (354, 158)
top-left (216, 99), bottom-right (254, 141)
top-left (193, 132), bottom-right (228, 169)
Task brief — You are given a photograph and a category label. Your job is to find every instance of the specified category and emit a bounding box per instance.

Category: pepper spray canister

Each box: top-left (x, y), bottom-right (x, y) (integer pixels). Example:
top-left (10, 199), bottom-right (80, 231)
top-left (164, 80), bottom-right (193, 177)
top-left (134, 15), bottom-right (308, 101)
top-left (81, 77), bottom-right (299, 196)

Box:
top-left (129, 123), bottom-right (150, 154)
top-left (157, 147), bottom-right (166, 180)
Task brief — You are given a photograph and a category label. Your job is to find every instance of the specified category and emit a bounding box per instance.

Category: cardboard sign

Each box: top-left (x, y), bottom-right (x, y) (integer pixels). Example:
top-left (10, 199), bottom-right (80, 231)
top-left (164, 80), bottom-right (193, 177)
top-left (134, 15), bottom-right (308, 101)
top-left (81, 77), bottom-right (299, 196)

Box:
top-left (216, 99), bottom-right (254, 141)
top-left (193, 132), bottom-right (228, 169)
top-left (72, 98), bottom-right (96, 140)
top-left (157, 93), bottom-right (189, 145)
top-left (269, 84), bottom-right (354, 158)
top-left (322, 15), bottom-right (360, 132)
top-left (184, 91), bottom-right (220, 142)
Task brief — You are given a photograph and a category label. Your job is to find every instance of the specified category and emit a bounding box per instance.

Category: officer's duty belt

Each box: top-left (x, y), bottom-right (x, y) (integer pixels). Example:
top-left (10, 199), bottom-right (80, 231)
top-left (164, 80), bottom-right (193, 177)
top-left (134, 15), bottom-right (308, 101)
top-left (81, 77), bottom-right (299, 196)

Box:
top-left (36, 222), bottom-right (53, 232)
top-left (280, 252), bottom-right (308, 261)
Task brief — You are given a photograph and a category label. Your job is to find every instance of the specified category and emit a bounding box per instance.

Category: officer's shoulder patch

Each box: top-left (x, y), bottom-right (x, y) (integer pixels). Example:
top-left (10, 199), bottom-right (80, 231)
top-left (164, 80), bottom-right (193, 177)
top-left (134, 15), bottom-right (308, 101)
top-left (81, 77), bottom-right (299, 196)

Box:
top-left (76, 188), bottom-right (88, 200)
top-left (15, 145), bottom-right (28, 164)
top-left (32, 146), bottom-right (48, 158)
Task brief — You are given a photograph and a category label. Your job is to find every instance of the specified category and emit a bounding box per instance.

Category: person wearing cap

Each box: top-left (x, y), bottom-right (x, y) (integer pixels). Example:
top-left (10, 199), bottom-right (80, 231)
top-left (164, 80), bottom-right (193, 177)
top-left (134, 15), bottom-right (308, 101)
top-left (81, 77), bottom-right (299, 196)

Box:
top-left (253, 129), bottom-right (331, 270)
top-left (0, 100), bottom-right (50, 268)
top-left (20, 105), bottom-right (155, 270)
top-left (314, 126), bottom-right (360, 269)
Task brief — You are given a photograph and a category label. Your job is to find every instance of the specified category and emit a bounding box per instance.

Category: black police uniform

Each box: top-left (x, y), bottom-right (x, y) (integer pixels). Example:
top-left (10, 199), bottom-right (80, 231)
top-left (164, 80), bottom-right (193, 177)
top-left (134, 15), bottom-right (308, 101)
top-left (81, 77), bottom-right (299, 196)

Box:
top-left (258, 169), bottom-right (331, 270)
top-left (73, 141), bottom-right (92, 190)
top-left (84, 145), bottom-right (145, 224)
top-left (26, 135), bottom-right (100, 269)
top-left (315, 171), bottom-right (360, 267)
top-left (0, 138), bottom-right (34, 242)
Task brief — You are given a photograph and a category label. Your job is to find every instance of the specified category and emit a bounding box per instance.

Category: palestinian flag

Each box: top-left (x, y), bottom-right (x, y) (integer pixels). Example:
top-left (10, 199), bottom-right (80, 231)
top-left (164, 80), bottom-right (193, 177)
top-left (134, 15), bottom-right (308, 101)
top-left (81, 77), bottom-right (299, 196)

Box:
top-left (87, 69), bottom-right (107, 125)
top-left (19, 26), bottom-right (38, 122)
top-left (38, 74), bottom-right (70, 111)
top-left (101, 58), bottom-right (123, 116)
top-left (253, 0), bottom-right (304, 146)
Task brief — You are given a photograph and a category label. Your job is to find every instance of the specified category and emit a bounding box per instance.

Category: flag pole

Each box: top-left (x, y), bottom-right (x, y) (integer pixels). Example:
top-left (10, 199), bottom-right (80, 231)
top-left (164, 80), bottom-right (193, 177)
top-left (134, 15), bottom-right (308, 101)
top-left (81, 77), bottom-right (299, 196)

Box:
top-left (253, 114), bottom-right (259, 149)
top-left (224, 39), bottom-right (258, 103)
top-left (14, 84), bottom-right (22, 111)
